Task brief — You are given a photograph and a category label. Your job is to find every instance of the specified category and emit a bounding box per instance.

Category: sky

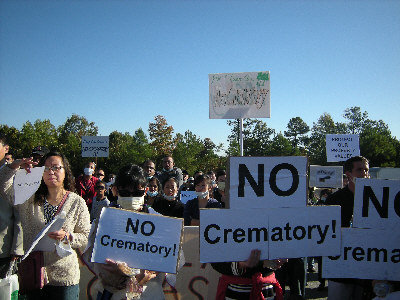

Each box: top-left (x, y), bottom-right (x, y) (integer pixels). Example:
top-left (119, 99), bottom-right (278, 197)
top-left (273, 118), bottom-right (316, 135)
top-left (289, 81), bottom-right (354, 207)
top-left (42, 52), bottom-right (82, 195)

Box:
top-left (1, 0), bottom-right (399, 152)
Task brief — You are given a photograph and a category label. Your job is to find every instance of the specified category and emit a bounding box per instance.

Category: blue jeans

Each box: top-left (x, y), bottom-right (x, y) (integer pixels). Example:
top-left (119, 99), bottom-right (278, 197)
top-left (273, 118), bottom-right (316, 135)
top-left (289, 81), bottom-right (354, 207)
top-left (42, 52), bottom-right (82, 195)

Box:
top-left (25, 284), bottom-right (79, 300)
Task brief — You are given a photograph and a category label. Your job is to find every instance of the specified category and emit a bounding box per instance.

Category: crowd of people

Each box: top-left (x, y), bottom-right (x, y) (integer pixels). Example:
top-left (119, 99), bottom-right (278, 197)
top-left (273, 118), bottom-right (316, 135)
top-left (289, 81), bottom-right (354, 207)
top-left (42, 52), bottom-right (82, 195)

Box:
top-left (0, 133), bottom-right (398, 300)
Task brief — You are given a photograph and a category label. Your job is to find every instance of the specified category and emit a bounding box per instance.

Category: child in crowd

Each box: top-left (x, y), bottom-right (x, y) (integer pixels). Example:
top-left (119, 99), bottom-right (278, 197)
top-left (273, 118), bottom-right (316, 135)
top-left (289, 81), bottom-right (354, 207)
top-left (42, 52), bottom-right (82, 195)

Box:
top-left (90, 180), bottom-right (110, 222)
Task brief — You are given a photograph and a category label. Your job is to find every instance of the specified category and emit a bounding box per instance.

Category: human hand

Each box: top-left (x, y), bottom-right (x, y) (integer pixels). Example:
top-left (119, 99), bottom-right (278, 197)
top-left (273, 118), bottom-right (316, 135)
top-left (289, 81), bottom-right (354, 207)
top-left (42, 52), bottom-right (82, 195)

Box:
top-left (8, 157), bottom-right (38, 173)
top-left (136, 270), bottom-right (157, 285)
top-left (48, 229), bottom-right (70, 241)
top-left (238, 249), bottom-right (261, 269)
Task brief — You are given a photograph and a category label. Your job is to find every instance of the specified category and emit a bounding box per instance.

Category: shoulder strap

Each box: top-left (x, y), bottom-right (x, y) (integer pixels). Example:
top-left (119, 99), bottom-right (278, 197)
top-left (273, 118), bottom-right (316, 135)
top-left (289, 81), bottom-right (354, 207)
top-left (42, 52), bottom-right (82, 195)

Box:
top-left (55, 191), bottom-right (70, 215)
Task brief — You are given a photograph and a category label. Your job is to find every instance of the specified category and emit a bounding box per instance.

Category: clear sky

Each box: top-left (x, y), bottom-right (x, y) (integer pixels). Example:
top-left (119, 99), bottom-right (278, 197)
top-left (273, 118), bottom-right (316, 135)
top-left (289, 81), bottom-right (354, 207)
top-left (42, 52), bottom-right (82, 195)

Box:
top-left (1, 0), bottom-right (399, 151)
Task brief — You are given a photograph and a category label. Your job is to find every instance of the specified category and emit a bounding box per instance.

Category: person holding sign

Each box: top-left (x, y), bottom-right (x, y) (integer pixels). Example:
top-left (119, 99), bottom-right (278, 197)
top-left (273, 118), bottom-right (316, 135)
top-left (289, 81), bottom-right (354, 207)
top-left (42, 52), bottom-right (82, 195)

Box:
top-left (183, 174), bottom-right (221, 226)
top-left (325, 156), bottom-right (370, 300)
top-left (212, 249), bottom-right (285, 300)
top-left (83, 164), bottom-right (165, 299)
top-left (0, 151), bottom-right (91, 299)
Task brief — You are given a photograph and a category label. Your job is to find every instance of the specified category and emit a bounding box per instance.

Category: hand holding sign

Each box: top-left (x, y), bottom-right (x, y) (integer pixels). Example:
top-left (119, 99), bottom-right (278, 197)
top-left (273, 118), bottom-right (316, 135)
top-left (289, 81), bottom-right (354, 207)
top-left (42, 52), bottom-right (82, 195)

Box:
top-left (13, 166), bottom-right (44, 205)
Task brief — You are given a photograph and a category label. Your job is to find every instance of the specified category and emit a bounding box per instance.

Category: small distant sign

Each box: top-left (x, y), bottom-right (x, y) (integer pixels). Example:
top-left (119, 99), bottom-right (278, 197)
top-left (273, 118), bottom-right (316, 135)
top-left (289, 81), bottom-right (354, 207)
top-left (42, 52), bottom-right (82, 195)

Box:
top-left (309, 165), bottom-right (343, 188)
top-left (326, 134), bottom-right (360, 162)
top-left (209, 72), bottom-right (270, 119)
top-left (82, 136), bottom-right (109, 157)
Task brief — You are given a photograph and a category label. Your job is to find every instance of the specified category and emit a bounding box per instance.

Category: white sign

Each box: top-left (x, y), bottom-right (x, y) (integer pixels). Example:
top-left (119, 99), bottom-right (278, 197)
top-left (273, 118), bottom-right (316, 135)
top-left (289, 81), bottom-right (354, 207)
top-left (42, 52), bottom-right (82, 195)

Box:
top-left (323, 228), bottom-right (400, 281)
top-left (91, 208), bottom-right (183, 274)
top-left (326, 134), bottom-right (360, 162)
top-left (82, 136), bottom-right (109, 157)
top-left (229, 156), bottom-right (307, 209)
top-left (309, 165), bottom-right (343, 188)
top-left (180, 191), bottom-right (197, 204)
top-left (353, 178), bottom-right (400, 230)
top-left (268, 206), bottom-right (341, 259)
top-left (199, 206), bottom-right (341, 262)
top-left (13, 167), bottom-right (44, 205)
top-left (209, 72), bottom-right (270, 119)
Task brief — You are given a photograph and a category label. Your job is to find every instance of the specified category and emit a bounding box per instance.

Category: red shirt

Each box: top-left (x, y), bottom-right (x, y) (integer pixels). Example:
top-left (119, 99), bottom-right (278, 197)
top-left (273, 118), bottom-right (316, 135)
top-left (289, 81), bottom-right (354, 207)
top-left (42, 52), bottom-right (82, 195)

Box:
top-left (75, 175), bottom-right (99, 206)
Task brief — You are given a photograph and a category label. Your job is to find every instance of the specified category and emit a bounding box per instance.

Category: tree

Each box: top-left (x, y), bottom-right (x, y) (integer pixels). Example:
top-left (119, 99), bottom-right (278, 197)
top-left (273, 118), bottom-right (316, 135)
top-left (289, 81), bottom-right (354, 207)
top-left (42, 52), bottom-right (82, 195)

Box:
top-left (0, 125), bottom-right (22, 158)
top-left (173, 130), bottom-right (204, 175)
top-left (148, 115), bottom-right (175, 162)
top-left (343, 106), bottom-right (368, 134)
top-left (284, 117), bottom-right (310, 151)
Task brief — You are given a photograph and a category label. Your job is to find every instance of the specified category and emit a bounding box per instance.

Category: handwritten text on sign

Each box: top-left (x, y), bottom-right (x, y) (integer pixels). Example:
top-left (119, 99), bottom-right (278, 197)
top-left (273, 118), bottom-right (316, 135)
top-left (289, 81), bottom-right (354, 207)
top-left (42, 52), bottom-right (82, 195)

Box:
top-left (91, 208), bottom-right (183, 274)
top-left (229, 156), bottom-right (307, 209)
top-left (13, 167), bottom-right (44, 205)
top-left (309, 165), bottom-right (343, 188)
top-left (199, 206), bottom-right (341, 263)
top-left (323, 228), bottom-right (400, 281)
top-left (209, 72), bottom-right (270, 119)
top-left (82, 136), bottom-right (109, 157)
top-left (326, 134), bottom-right (360, 162)
top-left (353, 178), bottom-right (400, 230)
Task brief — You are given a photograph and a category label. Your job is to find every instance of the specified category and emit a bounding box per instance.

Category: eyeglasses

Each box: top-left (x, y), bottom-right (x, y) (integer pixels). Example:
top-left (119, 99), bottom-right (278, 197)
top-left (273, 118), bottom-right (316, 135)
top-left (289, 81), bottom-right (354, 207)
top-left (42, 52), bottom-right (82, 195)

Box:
top-left (44, 166), bottom-right (64, 172)
top-left (118, 189), bottom-right (146, 197)
top-left (95, 186), bottom-right (106, 190)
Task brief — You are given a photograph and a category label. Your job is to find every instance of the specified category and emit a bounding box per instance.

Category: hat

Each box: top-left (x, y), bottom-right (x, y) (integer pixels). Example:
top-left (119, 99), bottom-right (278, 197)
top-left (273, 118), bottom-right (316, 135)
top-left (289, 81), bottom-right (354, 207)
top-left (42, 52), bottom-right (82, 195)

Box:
top-left (31, 146), bottom-right (49, 157)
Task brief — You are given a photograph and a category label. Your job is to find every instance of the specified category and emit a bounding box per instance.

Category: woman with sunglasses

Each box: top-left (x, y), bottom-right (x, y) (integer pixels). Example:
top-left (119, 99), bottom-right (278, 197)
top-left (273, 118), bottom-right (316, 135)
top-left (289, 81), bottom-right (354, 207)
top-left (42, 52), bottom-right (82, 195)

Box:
top-left (0, 151), bottom-right (90, 300)
top-left (83, 164), bottom-right (165, 299)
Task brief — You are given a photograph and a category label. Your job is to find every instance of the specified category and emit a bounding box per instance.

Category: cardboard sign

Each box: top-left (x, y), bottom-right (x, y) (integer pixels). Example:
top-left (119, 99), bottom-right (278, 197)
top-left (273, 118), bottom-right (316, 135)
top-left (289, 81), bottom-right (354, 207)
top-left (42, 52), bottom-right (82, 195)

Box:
top-left (309, 165), bottom-right (343, 188)
top-left (82, 136), bottom-right (109, 157)
top-left (353, 178), bottom-right (400, 230)
top-left (91, 208), bottom-right (183, 274)
top-left (229, 156), bottom-right (307, 209)
top-left (180, 191), bottom-right (197, 204)
top-left (13, 167), bottom-right (44, 205)
top-left (209, 72), bottom-right (270, 119)
top-left (199, 206), bottom-right (341, 262)
top-left (326, 134), bottom-right (360, 162)
top-left (323, 228), bottom-right (400, 281)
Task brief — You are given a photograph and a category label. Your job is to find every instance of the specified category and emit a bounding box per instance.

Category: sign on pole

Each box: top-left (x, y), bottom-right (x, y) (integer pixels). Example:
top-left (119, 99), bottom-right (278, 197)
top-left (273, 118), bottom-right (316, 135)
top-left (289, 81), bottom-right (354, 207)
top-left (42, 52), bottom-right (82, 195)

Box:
top-left (209, 72), bottom-right (270, 119)
top-left (82, 136), bottom-right (109, 157)
top-left (228, 156), bottom-right (308, 209)
top-left (326, 134), bottom-right (360, 162)
top-left (91, 208), bottom-right (183, 274)
top-left (309, 165), bottom-right (343, 188)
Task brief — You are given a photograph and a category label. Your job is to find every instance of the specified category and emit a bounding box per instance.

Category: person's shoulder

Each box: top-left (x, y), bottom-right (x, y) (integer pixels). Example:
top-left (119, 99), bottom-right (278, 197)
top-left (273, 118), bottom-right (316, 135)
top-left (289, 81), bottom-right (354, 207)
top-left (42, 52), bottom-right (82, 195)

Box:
top-left (325, 186), bottom-right (350, 205)
top-left (68, 192), bottom-right (87, 206)
top-left (208, 198), bottom-right (222, 208)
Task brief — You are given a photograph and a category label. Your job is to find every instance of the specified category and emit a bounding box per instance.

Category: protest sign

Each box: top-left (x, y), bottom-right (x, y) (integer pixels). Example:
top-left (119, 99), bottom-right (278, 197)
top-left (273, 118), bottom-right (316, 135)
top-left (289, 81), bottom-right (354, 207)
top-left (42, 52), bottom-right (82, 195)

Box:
top-left (353, 178), bottom-right (400, 230)
top-left (91, 208), bottom-right (183, 274)
top-left (180, 191), bottom-right (197, 204)
top-left (326, 134), bottom-right (360, 162)
top-left (268, 206), bottom-right (341, 259)
top-left (13, 167), bottom-right (44, 205)
top-left (199, 206), bottom-right (341, 262)
top-left (209, 72), bottom-right (270, 119)
top-left (229, 156), bottom-right (307, 209)
top-left (323, 228), bottom-right (400, 281)
top-left (82, 136), bottom-right (109, 157)
top-left (309, 165), bottom-right (343, 188)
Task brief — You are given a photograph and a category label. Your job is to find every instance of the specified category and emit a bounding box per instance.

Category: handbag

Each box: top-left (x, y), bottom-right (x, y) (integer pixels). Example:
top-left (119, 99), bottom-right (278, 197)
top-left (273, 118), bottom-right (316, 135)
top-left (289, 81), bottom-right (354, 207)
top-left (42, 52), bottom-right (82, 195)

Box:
top-left (18, 191), bottom-right (70, 294)
top-left (0, 260), bottom-right (19, 300)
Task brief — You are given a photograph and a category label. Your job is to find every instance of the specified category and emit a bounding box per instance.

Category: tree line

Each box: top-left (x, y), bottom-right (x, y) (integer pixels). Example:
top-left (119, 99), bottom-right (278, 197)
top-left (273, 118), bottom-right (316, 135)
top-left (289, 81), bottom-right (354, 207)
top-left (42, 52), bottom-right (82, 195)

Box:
top-left (1, 107), bottom-right (399, 177)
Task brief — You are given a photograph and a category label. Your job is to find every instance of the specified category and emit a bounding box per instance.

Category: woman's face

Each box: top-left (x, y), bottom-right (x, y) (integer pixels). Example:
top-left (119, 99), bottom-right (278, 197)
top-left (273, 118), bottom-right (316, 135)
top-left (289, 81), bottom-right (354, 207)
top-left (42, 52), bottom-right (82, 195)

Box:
top-left (195, 179), bottom-right (209, 193)
top-left (148, 180), bottom-right (159, 192)
top-left (163, 179), bottom-right (177, 197)
top-left (43, 156), bottom-right (65, 189)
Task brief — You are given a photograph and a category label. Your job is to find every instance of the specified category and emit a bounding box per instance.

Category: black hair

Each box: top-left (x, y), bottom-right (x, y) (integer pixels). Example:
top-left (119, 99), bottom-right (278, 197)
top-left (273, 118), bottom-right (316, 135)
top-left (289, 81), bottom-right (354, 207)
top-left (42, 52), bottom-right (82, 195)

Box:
top-left (114, 164), bottom-right (147, 193)
top-left (96, 180), bottom-right (107, 187)
top-left (194, 174), bottom-right (211, 187)
top-left (148, 176), bottom-right (161, 191)
top-left (343, 156), bottom-right (369, 173)
top-left (34, 151), bottom-right (75, 204)
top-left (162, 176), bottom-right (178, 189)
top-left (216, 169), bottom-right (226, 179)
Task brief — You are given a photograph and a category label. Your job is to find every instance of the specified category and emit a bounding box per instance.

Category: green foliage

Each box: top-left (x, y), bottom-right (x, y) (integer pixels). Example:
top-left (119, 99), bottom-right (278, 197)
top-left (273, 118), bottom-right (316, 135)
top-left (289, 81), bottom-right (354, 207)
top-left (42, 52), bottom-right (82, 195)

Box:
top-left (148, 115), bottom-right (175, 163)
top-left (284, 117), bottom-right (310, 150)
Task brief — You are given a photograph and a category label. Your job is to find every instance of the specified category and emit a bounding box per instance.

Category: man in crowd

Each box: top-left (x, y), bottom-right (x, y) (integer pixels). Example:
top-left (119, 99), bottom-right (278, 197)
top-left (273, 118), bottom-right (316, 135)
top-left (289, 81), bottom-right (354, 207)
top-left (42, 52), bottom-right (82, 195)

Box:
top-left (157, 156), bottom-right (183, 187)
top-left (4, 153), bottom-right (13, 164)
top-left (143, 159), bottom-right (156, 179)
top-left (325, 156), bottom-right (370, 299)
top-left (76, 161), bottom-right (99, 211)
top-left (31, 145), bottom-right (49, 164)
top-left (0, 135), bottom-right (23, 278)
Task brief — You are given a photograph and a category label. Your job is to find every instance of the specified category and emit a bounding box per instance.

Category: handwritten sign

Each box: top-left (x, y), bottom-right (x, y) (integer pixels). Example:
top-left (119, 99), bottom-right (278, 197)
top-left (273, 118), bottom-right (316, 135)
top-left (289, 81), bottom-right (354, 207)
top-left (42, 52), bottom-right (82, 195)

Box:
top-left (91, 208), bottom-right (183, 274)
top-left (323, 228), bottom-right (400, 281)
top-left (199, 206), bottom-right (341, 262)
top-left (229, 156), bottom-right (308, 209)
top-left (326, 134), bottom-right (360, 162)
top-left (209, 72), bottom-right (270, 119)
top-left (180, 191), bottom-right (197, 204)
top-left (309, 165), bottom-right (343, 188)
top-left (82, 136), bottom-right (109, 157)
top-left (13, 167), bottom-right (44, 205)
top-left (353, 178), bottom-right (400, 230)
